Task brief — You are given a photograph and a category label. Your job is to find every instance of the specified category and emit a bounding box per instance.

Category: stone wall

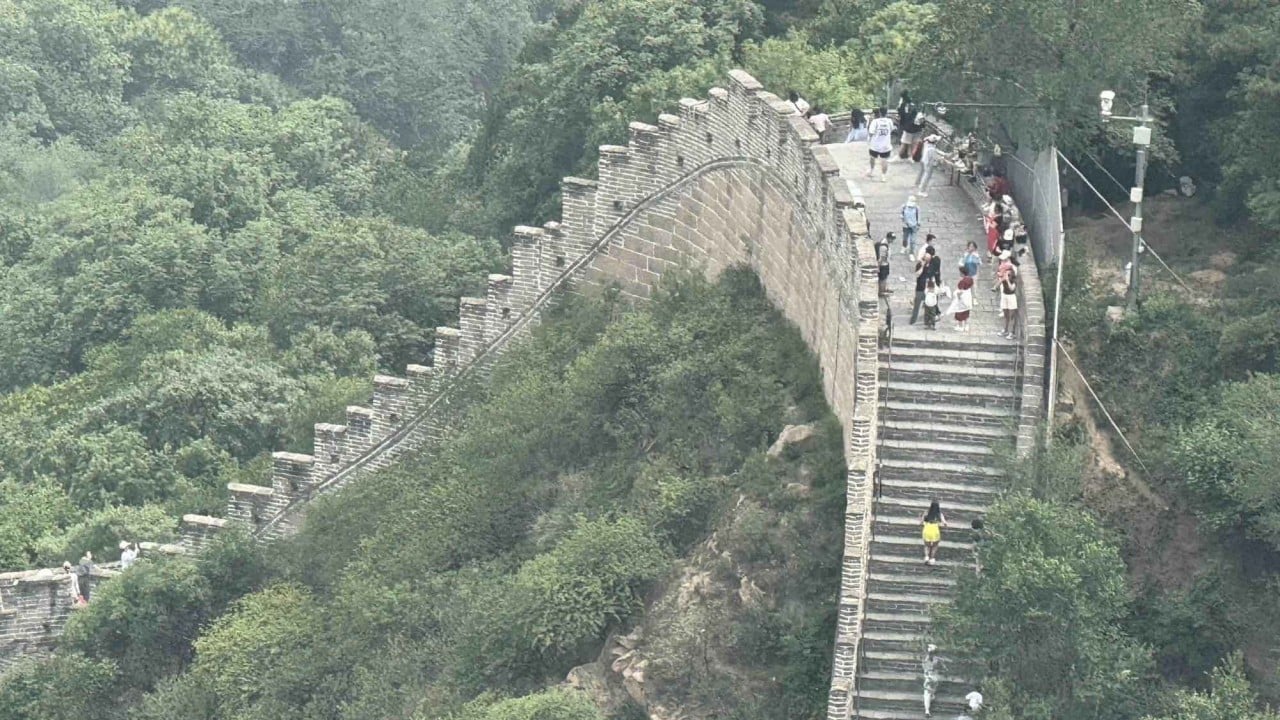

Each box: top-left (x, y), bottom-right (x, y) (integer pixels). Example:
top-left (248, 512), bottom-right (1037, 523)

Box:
top-left (0, 70), bottom-right (882, 714)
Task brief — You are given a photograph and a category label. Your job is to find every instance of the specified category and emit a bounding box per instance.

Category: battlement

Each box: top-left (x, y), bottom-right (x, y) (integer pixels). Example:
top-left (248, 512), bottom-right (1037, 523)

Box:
top-left (2, 71), bottom-right (883, 685)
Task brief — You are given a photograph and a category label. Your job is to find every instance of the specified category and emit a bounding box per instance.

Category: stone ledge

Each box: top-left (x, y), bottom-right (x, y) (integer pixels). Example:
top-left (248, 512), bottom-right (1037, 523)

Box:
top-left (227, 483), bottom-right (274, 497)
top-left (182, 514), bottom-right (227, 529)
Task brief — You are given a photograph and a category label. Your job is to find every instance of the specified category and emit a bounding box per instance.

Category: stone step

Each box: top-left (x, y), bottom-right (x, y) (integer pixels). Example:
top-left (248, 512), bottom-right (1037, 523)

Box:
top-left (881, 400), bottom-right (1015, 428)
top-left (889, 333), bottom-right (1018, 355)
top-left (878, 458), bottom-right (1003, 486)
top-left (874, 515), bottom-right (987, 547)
top-left (879, 438), bottom-right (996, 467)
top-left (860, 629), bottom-right (929, 656)
top-left (858, 670), bottom-right (970, 697)
top-left (853, 688), bottom-right (968, 716)
top-left (872, 533), bottom-right (974, 555)
top-left (881, 345), bottom-right (1018, 371)
top-left (864, 611), bottom-right (933, 635)
top-left (866, 591), bottom-right (951, 616)
top-left (866, 571), bottom-right (955, 601)
top-left (877, 495), bottom-right (989, 519)
top-left (880, 362), bottom-right (1017, 389)
top-left (854, 707), bottom-right (968, 720)
top-left (881, 381), bottom-right (1017, 410)
top-left (869, 551), bottom-right (967, 578)
top-left (860, 649), bottom-right (935, 676)
top-left (880, 419), bottom-right (1006, 447)
top-left (877, 477), bottom-right (1001, 506)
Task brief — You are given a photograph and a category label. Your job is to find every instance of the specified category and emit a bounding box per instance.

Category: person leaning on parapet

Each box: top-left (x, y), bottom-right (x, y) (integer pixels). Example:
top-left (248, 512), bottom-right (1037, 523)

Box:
top-left (63, 561), bottom-right (84, 606)
top-left (808, 106), bottom-right (832, 142)
top-left (119, 540), bottom-right (140, 570)
top-left (865, 107), bottom-right (895, 183)
top-left (786, 90), bottom-right (810, 116)
top-left (875, 231), bottom-right (894, 297)
top-left (76, 550), bottom-right (94, 602)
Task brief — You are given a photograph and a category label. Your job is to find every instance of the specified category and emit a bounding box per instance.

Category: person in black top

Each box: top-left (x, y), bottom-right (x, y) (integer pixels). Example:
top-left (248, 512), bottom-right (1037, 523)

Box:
top-left (910, 249), bottom-right (932, 324)
top-left (875, 232), bottom-right (893, 296)
top-left (896, 91), bottom-right (920, 160)
top-left (922, 234), bottom-right (942, 286)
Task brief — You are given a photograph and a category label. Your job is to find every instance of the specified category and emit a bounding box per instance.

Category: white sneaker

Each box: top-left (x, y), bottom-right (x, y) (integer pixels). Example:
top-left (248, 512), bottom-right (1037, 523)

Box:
top-left (880, 174), bottom-right (888, 182)
top-left (919, 191), bottom-right (929, 197)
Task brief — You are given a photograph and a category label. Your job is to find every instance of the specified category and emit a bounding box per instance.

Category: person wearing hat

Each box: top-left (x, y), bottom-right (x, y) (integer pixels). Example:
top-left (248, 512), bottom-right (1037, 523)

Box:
top-left (915, 134), bottom-right (943, 196)
top-left (901, 194), bottom-right (921, 257)
top-left (922, 643), bottom-right (941, 717)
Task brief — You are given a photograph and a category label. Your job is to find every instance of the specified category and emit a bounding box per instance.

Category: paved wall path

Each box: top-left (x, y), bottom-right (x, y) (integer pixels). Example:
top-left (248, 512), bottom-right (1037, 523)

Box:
top-left (825, 144), bottom-right (1012, 341)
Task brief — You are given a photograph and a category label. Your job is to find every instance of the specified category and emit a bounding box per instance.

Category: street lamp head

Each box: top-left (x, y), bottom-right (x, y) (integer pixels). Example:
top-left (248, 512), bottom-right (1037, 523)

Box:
top-left (1099, 90), bottom-right (1115, 120)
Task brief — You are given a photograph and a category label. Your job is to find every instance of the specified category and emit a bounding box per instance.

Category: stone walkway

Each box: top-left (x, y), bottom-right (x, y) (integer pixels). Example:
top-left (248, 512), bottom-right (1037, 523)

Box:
top-left (824, 144), bottom-right (1012, 344)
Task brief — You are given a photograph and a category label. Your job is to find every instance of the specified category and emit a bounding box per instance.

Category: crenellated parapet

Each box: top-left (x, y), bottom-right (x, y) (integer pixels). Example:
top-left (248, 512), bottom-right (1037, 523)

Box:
top-left (2, 71), bottom-right (885, 696)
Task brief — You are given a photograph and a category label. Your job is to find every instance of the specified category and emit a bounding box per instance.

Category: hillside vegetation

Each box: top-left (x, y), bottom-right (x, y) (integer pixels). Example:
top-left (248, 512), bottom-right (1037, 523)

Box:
top-left (2, 1), bottom-right (1280, 720)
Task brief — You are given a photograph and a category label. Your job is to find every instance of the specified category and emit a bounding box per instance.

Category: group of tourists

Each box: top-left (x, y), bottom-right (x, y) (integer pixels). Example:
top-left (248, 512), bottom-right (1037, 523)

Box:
top-left (62, 541), bottom-right (139, 606)
top-left (850, 91), bottom-right (1030, 339)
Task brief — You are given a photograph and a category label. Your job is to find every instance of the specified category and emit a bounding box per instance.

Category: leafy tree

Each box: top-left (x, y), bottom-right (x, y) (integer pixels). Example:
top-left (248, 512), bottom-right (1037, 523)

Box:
top-left (936, 494), bottom-right (1155, 720)
top-left (1170, 374), bottom-right (1280, 550)
top-left (1144, 653), bottom-right (1280, 720)
top-left (911, 0), bottom-right (1199, 154)
top-left (457, 689), bottom-right (605, 720)
top-left (0, 653), bottom-right (120, 720)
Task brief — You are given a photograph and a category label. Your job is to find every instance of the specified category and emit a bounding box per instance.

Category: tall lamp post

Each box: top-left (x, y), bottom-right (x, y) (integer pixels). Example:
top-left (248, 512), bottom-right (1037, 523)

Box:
top-left (1098, 91), bottom-right (1153, 310)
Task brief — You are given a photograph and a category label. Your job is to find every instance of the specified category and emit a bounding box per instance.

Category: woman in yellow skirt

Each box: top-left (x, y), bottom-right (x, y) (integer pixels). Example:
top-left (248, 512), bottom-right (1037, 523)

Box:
top-left (920, 499), bottom-right (947, 565)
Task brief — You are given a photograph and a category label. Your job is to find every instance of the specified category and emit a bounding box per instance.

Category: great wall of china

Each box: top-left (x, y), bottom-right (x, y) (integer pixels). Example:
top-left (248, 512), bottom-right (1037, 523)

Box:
top-left (0, 70), bottom-right (1046, 720)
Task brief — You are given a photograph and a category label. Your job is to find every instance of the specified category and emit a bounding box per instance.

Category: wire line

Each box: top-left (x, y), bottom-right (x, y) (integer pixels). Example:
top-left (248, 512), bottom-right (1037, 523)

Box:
top-left (1054, 340), bottom-right (1151, 476)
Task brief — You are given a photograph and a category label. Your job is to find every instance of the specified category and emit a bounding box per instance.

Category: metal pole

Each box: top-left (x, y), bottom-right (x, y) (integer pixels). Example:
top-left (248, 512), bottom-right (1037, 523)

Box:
top-left (1046, 226), bottom-right (1066, 445)
top-left (1127, 104), bottom-right (1149, 310)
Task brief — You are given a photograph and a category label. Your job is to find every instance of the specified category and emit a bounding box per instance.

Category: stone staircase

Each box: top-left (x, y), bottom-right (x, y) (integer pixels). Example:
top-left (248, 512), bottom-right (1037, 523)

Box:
top-left (853, 332), bottom-right (1018, 719)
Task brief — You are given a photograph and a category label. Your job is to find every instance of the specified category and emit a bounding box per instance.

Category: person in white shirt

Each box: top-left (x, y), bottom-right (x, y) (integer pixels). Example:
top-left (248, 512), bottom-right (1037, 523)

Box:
top-left (922, 644), bottom-right (941, 717)
top-left (965, 689), bottom-right (984, 712)
top-left (119, 540), bottom-right (139, 570)
top-left (808, 107), bottom-right (831, 142)
top-left (787, 90), bottom-right (810, 116)
top-left (865, 107), bottom-right (895, 183)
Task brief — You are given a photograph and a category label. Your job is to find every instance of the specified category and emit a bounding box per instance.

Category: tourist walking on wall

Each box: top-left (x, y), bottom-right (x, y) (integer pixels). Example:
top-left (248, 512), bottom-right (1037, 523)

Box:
top-left (866, 108), bottom-right (895, 182)
top-left (895, 92), bottom-right (920, 161)
top-left (76, 551), bottom-right (94, 601)
top-left (916, 134), bottom-right (942, 195)
top-left (910, 250), bottom-right (932, 325)
top-left (965, 688), bottom-right (984, 714)
top-left (875, 232), bottom-right (893, 296)
top-left (921, 499), bottom-right (947, 564)
top-left (922, 643), bottom-right (941, 717)
top-left (970, 518), bottom-right (986, 573)
top-left (962, 241), bottom-right (982, 280)
top-left (846, 107), bottom-right (868, 143)
top-left (901, 195), bottom-right (921, 256)
top-left (948, 265), bottom-right (974, 332)
top-left (923, 278), bottom-right (940, 330)
top-left (999, 270), bottom-right (1019, 338)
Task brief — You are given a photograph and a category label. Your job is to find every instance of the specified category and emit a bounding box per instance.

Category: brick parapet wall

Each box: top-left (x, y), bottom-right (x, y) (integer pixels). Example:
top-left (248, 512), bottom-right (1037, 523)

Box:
top-left (1, 72), bottom-right (884, 707)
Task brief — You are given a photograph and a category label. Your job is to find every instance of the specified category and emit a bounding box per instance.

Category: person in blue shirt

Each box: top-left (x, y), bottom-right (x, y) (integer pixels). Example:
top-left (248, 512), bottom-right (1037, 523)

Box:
top-left (901, 195), bottom-right (921, 256)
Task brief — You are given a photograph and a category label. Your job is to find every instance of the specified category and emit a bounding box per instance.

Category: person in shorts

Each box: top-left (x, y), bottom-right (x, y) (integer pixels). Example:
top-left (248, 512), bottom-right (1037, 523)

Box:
top-left (866, 107), bottom-right (895, 182)
top-left (896, 91), bottom-right (920, 161)
top-left (1000, 271), bottom-right (1019, 338)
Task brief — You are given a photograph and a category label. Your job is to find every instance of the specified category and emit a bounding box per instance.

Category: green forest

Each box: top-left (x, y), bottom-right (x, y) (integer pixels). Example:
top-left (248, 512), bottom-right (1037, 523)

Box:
top-left (1, 0), bottom-right (1279, 719)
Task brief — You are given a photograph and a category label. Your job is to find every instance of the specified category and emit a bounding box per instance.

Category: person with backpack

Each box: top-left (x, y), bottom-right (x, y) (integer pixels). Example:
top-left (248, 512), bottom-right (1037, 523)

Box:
top-left (901, 195), bottom-right (921, 256)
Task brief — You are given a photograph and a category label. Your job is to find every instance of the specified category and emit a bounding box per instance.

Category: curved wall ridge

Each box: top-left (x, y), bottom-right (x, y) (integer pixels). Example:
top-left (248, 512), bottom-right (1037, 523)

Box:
top-left (1, 71), bottom-right (883, 712)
